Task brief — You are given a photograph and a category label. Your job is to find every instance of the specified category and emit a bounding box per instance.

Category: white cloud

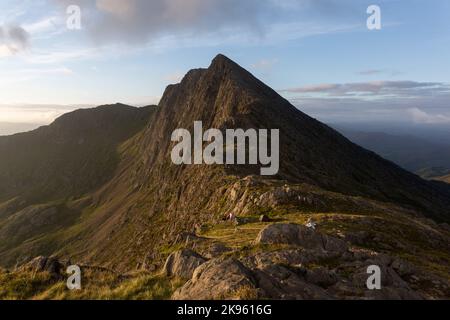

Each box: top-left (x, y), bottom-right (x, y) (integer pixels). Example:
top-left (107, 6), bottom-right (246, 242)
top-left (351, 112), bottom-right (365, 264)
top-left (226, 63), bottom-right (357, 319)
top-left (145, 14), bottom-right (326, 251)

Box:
top-left (23, 17), bottom-right (59, 35)
top-left (0, 104), bottom-right (78, 124)
top-left (408, 108), bottom-right (450, 124)
top-left (251, 58), bottom-right (278, 71)
top-left (282, 81), bottom-right (450, 98)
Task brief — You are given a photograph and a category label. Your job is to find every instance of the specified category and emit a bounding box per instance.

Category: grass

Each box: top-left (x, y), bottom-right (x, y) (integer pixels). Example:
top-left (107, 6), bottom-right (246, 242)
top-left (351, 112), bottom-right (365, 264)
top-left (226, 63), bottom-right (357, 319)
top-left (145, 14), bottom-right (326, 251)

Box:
top-left (0, 267), bottom-right (185, 300)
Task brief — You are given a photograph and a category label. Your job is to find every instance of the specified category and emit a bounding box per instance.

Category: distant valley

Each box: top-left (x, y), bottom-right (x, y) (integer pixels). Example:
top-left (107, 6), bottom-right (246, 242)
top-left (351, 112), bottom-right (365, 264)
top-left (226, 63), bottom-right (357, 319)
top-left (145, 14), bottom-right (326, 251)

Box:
top-left (335, 127), bottom-right (450, 181)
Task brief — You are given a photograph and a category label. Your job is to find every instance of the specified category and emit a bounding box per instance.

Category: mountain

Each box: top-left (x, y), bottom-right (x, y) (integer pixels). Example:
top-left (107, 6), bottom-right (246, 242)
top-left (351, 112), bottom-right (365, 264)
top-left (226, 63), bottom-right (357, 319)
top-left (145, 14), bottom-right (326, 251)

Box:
top-left (336, 128), bottom-right (450, 176)
top-left (0, 103), bottom-right (155, 203)
top-left (0, 55), bottom-right (449, 299)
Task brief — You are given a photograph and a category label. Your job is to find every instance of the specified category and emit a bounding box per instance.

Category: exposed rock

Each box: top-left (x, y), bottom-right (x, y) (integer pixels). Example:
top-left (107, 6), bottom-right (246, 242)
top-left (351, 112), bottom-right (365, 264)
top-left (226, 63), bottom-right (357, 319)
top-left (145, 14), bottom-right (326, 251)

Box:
top-left (305, 267), bottom-right (339, 288)
top-left (18, 256), bottom-right (64, 278)
top-left (172, 257), bottom-right (257, 300)
top-left (163, 249), bottom-right (206, 279)
top-left (255, 264), bottom-right (331, 299)
top-left (254, 223), bottom-right (348, 255)
top-left (391, 258), bottom-right (417, 277)
top-left (242, 249), bottom-right (309, 270)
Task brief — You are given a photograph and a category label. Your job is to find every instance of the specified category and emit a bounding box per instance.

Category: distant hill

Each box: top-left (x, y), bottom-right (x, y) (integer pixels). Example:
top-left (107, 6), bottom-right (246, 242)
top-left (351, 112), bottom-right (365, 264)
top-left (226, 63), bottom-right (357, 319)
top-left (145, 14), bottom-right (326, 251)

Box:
top-left (336, 129), bottom-right (450, 177)
top-left (0, 104), bottom-right (156, 203)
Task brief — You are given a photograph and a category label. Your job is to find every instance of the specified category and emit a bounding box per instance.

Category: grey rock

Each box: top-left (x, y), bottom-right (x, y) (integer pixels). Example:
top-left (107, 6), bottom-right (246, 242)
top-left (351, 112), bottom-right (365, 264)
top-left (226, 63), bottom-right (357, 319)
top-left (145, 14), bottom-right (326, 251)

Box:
top-left (163, 249), bottom-right (206, 279)
top-left (256, 264), bottom-right (331, 299)
top-left (305, 267), bottom-right (339, 288)
top-left (255, 223), bottom-right (348, 255)
top-left (18, 256), bottom-right (64, 277)
top-left (172, 257), bottom-right (256, 300)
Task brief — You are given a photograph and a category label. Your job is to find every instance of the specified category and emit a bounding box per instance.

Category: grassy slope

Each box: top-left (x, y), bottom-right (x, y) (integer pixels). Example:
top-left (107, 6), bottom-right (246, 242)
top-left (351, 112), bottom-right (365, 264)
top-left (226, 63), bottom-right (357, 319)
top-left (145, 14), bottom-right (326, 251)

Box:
top-left (1, 183), bottom-right (448, 299)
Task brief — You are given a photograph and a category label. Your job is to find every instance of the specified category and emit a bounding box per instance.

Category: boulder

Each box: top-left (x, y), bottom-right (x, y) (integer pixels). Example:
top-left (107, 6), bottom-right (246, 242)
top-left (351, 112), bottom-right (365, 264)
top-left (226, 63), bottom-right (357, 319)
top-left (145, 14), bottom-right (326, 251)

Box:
top-left (172, 257), bottom-right (257, 300)
top-left (163, 249), bottom-right (206, 279)
top-left (255, 223), bottom-right (348, 255)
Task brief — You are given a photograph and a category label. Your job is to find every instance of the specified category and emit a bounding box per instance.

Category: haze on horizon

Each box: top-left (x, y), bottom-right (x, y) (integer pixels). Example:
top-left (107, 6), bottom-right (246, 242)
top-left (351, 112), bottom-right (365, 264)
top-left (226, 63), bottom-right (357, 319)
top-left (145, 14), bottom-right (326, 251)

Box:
top-left (1, 0), bottom-right (449, 135)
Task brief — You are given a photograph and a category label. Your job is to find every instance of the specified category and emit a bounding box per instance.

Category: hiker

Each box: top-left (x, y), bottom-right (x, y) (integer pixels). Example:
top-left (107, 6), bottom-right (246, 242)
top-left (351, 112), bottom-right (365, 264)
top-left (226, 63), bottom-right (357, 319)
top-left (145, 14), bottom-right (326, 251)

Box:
top-left (228, 212), bottom-right (236, 222)
top-left (305, 218), bottom-right (317, 230)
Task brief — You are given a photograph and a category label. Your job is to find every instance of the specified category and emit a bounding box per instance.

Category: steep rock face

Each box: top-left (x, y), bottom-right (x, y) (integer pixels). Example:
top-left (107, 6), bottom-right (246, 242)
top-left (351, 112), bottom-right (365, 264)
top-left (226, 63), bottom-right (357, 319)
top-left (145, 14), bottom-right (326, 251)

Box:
top-left (134, 55), bottom-right (450, 221)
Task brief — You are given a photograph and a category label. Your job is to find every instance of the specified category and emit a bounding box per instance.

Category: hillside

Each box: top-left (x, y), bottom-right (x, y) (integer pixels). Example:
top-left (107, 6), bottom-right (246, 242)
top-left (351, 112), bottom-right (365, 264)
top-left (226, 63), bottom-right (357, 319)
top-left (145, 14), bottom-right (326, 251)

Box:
top-left (337, 129), bottom-right (450, 177)
top-left (0, 55), bottom-right (449, 299)
top-left (0, 104), bottom-right (155, 203)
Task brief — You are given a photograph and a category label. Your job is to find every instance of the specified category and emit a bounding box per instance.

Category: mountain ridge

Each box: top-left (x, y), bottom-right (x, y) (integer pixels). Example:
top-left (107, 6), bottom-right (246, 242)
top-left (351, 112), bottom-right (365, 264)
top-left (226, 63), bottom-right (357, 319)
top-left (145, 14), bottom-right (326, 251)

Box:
top-left (0, 54), bottom-right (449, 273)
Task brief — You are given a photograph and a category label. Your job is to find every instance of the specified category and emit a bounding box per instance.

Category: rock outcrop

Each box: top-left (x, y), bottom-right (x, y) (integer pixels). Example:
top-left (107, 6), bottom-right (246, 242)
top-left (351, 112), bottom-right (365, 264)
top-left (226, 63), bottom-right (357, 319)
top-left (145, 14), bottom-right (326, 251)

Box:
top-left (173, 258), bottom-right (257, 300)
top-left (255, 223), bottom-right (348, 255)
top-left (17, 256), bottom-right (66, 278)
top-left (163, 249), bottom-right (206, 279)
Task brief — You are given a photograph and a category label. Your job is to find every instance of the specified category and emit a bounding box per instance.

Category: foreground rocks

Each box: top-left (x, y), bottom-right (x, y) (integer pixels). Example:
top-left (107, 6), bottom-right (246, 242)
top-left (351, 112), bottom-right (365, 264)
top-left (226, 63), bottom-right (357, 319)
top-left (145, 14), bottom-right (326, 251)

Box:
top-left (169, 223), bottom-right (449, 300)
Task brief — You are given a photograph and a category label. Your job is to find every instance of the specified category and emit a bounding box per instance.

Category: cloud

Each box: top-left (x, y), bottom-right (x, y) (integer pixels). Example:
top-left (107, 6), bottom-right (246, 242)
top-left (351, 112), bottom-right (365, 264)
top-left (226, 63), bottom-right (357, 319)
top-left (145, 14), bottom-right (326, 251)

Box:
top-left (0, 104), bottom-right (79, 124)
top-left (357, 69), bottom-right (404, 77)
top-left (251, 58), bottom-right (278, 71)
top-left (53, 0), bottom-right (276, 45)
top-left (282, 81), bottom-right (450, 98)
top-left (408, 107), bottom-right (450, 124)
top-left (51, 0), bottom-right (363, 48)
top-left (0, 25), bottom-right (30, 57)
top-left (281, 80), bottom-right (450, 124)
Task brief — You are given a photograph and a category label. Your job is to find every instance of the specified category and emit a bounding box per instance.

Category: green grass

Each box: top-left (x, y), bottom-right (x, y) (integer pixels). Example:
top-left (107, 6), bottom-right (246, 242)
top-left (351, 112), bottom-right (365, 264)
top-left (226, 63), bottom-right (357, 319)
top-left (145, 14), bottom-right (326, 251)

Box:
top-left (0, 267), bottom-right (184, 300)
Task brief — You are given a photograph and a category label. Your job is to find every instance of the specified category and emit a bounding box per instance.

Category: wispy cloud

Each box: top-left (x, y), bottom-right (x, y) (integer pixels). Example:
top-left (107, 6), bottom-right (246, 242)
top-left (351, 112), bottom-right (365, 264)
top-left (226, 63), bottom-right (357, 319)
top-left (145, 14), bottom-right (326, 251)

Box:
top-left (357, 69), bottom-right (404, 77)
top-left (251, 58), bottom-right (278, 70)
top-left (281, 79), bottom-right (450, 124)
top-left (0, 104), bottom-right (80, 124)
top-left (282, 81), bottom-right (450, 98)
top-left (408, 107), bottom-right (450, 124)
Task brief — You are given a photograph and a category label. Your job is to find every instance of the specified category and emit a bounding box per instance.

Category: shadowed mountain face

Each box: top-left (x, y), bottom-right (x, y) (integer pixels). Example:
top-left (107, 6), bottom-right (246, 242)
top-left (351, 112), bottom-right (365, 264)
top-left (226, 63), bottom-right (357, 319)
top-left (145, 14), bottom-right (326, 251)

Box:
top-left (337, 129), bottom-right (450, 177)
top-left (0, 104), bottom-right (156, 204)
top-left (0, 55), bottom-right (449, 272)
top-left (134, 54), bottom-right (450, 220)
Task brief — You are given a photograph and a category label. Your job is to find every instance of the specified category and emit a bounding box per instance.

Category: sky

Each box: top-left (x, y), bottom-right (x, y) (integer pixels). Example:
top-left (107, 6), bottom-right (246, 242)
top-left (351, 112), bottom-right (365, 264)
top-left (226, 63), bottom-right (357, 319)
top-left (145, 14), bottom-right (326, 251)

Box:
top-left (0, 0), bottom-right (449, 133)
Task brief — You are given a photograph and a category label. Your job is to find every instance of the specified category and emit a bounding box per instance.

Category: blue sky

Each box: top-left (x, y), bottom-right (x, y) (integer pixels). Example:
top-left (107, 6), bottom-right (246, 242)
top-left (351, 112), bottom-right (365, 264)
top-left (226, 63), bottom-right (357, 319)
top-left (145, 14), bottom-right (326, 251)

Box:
top-left (0, 0), bottom-right (449, 128)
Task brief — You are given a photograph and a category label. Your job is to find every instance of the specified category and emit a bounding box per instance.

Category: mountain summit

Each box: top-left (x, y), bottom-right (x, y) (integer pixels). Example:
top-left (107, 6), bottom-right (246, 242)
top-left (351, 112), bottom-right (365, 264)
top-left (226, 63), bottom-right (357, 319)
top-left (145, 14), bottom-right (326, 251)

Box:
top-left (0, 56), bottom-right (449, 298)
